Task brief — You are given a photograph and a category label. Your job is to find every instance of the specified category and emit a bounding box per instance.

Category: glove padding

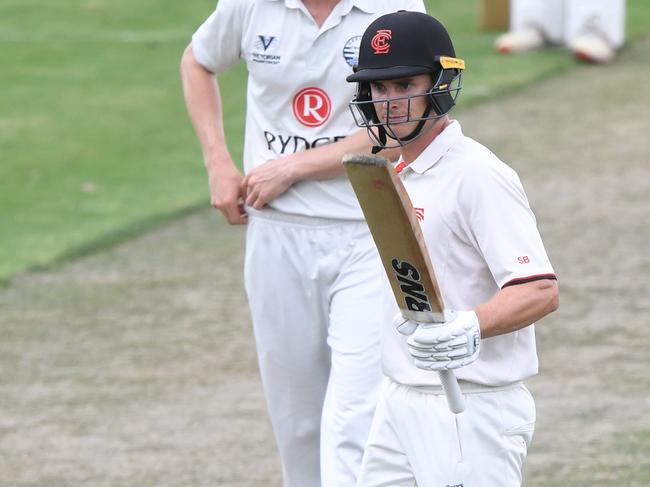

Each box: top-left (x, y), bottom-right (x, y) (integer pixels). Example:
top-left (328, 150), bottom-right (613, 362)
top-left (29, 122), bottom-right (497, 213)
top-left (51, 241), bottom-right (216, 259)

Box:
top-left (393, 310), bottom-right (481, 371)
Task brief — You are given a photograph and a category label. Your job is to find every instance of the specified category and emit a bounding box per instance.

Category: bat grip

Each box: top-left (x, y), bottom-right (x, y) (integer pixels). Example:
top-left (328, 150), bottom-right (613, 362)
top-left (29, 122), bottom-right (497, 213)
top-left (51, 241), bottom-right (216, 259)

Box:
top-left (439, 369), bottom-right (465, 414)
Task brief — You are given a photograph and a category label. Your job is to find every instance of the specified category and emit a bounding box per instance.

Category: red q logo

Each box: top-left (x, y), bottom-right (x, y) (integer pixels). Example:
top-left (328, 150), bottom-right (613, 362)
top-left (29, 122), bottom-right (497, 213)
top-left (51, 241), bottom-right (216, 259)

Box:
top-left (293, 87), bottom-right (331, 127)
top-left (371, 29), bottom-right (392, 54)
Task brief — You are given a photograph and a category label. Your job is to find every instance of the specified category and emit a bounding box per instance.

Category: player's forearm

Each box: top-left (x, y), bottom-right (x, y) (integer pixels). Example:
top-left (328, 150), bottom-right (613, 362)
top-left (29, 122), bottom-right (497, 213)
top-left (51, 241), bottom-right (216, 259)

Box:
top-left (475, 279), bottom-right (559, 338)
top-left (283, 129), bottom-right (401, 184)
top-left (282, 129), bottom-right (368, 182)
top-left (180, 44), bottom-right (232, 170)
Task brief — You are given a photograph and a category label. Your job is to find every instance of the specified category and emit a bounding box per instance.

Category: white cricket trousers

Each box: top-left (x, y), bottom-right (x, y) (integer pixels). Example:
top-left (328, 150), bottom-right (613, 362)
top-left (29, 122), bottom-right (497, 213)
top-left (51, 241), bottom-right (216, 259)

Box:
top-left (244, 209), bottom-right (384, 487)
top-left (358, 379), bottom-right (536, 487)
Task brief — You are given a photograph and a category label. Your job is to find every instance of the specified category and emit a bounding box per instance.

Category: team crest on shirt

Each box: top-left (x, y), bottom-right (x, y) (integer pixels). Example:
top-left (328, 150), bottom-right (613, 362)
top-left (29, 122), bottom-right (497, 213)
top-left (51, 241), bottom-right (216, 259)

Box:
top-left (343, 35), bottom-right (362, 67)
top-left (252, 35), bottom-right (280, 64)
top-left (414, 207), bottom-right (425, 221)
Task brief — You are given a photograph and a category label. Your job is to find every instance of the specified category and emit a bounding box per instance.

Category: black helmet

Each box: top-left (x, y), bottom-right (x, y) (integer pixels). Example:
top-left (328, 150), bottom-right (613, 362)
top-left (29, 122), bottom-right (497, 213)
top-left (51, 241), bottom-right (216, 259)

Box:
top-left (347, 11), bottom-right (465, 151)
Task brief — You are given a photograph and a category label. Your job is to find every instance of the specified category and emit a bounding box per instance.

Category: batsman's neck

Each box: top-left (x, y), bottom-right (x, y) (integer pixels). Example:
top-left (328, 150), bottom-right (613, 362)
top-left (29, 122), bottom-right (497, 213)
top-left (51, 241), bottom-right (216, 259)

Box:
top-left (400, 116), bottom-right (451, 165)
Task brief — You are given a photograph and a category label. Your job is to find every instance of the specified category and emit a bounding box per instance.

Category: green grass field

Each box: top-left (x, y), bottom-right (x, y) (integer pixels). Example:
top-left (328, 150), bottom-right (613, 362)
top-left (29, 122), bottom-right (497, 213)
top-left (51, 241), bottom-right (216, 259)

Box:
top-left (1, 0), bottom-right (649, 282)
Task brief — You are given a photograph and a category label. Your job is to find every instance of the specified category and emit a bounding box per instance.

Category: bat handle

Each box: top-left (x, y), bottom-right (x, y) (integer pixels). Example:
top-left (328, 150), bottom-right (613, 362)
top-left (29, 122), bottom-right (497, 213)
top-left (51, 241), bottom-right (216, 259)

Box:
top-left (439, 369), bottom-right (465, 414)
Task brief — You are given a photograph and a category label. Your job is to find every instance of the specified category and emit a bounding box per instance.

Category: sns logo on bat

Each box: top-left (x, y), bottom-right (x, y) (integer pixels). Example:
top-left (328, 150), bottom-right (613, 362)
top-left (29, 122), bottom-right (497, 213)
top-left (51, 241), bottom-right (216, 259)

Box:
top-left (391, 259), bottom-right (431, 313)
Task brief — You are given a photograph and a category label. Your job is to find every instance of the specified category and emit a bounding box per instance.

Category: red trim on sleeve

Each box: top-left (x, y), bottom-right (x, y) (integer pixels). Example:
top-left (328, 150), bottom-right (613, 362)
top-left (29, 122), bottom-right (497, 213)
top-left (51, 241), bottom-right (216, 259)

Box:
top-left (502, 273), bottom-right (557, 289)
top-left (394, 161), bottom-right (407, 174)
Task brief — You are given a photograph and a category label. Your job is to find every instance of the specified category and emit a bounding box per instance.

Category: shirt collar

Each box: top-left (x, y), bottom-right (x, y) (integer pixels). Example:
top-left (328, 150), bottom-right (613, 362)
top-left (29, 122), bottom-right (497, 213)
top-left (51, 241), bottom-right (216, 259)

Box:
top-left (397, 120), bottom-right (463, 174)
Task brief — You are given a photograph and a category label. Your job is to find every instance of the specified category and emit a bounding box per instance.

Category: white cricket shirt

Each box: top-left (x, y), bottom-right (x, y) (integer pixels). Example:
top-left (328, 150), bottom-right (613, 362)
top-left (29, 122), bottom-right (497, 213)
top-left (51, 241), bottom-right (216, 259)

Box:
top-left (192, 0), bottom-right (426, 219)
top-left (383, 121), bottom-right (556, 387)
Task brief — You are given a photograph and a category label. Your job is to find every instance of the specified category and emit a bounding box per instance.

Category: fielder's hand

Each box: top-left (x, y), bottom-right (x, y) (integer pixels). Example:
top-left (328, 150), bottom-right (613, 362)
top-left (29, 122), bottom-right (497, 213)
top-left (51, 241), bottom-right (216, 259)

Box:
top-left (393, 310), bottom-right (481, 371)
top-left (243, 157), bottom-right (297, 209)
top-left (207, 162), bottom-right (247, 225)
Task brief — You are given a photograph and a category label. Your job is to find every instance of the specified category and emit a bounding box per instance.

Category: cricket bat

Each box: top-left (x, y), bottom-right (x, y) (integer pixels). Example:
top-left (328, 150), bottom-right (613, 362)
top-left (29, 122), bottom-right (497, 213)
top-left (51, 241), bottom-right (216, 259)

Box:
top-left (343, 153), bottom-right (465, 414)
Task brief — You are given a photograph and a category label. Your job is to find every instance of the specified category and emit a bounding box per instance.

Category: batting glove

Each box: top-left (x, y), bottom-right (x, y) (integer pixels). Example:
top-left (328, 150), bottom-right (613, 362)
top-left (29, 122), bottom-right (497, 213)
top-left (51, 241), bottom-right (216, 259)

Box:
top-left (397, 310), bottom-right (481, 371)
top-left (392, 312), bottom-right (419, 336)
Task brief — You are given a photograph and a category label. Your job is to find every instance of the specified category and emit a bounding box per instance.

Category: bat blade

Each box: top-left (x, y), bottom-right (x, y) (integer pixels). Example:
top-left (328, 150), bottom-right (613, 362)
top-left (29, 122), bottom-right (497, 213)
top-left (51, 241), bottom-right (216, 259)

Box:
top-left (344, 153), bottom-right (465, 414)
top-left (343, 154), bottom-right (444, 322)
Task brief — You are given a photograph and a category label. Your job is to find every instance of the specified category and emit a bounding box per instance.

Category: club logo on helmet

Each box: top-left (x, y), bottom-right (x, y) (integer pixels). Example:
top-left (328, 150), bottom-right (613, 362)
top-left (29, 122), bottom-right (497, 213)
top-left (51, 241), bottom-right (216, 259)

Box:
top-left (371, 29), bottom-right (392, 54)
top-left (292, 87), bottom-right (331, 127)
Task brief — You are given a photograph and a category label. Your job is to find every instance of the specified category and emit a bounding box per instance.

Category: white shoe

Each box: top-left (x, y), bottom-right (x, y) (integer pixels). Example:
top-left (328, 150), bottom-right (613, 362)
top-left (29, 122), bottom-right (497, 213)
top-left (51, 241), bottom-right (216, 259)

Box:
top-left (570, 33), bottom-right (616, 63)
top-left (495, 28), bottom-right (544, 54)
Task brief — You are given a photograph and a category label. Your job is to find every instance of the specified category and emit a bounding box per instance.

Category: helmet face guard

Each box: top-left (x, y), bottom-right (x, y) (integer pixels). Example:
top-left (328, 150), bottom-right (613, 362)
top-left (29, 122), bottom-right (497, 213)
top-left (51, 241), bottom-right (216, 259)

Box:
top-left (349, 58), bottom-right (464, 150)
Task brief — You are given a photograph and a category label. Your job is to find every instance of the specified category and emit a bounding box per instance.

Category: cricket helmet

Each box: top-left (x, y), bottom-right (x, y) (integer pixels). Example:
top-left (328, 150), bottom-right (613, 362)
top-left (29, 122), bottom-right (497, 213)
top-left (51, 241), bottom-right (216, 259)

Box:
top-left (347, 11), bottom-right (465, 151)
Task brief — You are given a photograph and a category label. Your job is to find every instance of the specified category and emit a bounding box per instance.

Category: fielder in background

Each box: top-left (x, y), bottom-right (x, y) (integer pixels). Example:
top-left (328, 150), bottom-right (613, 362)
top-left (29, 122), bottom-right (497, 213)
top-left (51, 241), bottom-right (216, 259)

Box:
top-left (496, 0), bottom-right (626, 63)
top-left (346, 11), bottom-right (559, 486)
top-left (180, 1), bottom-right (425, 486)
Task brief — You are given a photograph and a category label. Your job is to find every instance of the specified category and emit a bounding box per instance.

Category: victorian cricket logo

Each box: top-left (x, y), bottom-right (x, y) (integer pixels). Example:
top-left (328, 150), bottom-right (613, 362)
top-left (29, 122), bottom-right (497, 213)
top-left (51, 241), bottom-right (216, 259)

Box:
top-left (252, 35), bottom-right (280, 64)
top-left (256, 35), bottom-right (278, 51)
